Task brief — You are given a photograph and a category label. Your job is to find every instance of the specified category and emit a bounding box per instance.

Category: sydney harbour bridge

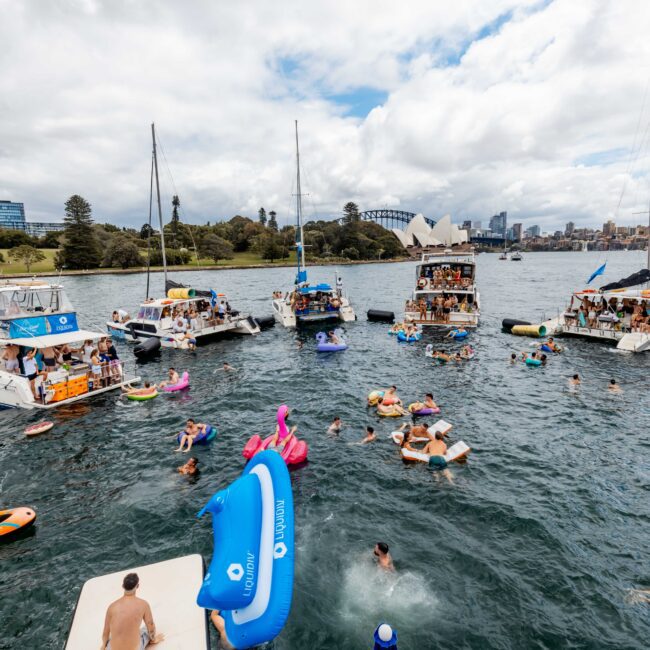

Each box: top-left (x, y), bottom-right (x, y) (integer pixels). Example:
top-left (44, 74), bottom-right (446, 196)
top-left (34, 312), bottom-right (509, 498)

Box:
top-left (335, 209), bottom-right (436, 229)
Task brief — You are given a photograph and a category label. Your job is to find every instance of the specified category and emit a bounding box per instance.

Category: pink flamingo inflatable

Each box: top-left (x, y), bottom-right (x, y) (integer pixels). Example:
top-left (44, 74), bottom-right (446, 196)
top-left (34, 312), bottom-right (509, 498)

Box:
top-left (242, 404), bottom-right (308, 465)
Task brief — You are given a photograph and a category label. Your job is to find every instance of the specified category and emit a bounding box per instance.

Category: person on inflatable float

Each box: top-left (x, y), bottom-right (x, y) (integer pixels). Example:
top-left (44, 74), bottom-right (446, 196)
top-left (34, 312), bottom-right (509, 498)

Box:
top-left (175, 419), bottom-right (209, 453)
top-left (377, 398), bottom-right (407, 417)
top-left (328, 330), bottom-right (341, 345)
top-left (267, 407), bottom-right (298, 452)
top-left (158, 367), bottom-right (179, 388)
top-left (382, 386), bottom-right (402, 405)
top-left (409, 393), bottom-right (438, 413)
top-left (122, 381), bottom-right (156, 397)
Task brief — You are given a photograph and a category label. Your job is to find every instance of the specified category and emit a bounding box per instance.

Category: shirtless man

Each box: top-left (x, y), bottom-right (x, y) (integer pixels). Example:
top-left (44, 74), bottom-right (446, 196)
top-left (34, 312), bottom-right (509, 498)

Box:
top-left (101, 573), bottom-right (163, 650)
top-left (377, 400), bottom-right (407, 416)
top-left (423, 431), bottom-right (448, 469)
top-left (608, 378), bottom-right (622, 393)
top-left (178, 457), bottom-right (199, 476)
top-left (175, 419), bottom-right (208, 453)
top-left (359, 426), bottom-right (376, 444)
top-left (328, 331), bottom-right (341, 345)
top-left (2, 343), bottom-right (20, 374)
top-left (374, 542), bottom-right (394, 571)
top-left (41, 346), bottom-right (58, 371)
top-left (569, 373), bottom-right (581, 386)
top-left (409, 393), bottom-right (438, 412)
top-left (327, 417), bottom-right (342, 434)
top-left (158, 367), bottom-right (179, 388)
top-left (122, 382), bottom-right (156, 397)
top-left (382, 385), bottom-right (401, 405)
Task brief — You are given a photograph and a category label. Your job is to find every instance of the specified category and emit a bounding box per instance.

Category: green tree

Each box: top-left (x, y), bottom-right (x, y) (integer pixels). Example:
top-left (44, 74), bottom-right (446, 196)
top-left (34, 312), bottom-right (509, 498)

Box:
top-left (258, 207), bottom-right (267, 226)
top-left (56, 195), bottom-right (102, 269)
top-left (199, 234), bottom-right (234, 264)
top-left (0, 252), bottom-right (5, 263)
top-left (171, 195), bottom-right (181, 234)
top-left (343, 201), bottom-right (361, 224)
top-left (268, 210), bottom-right (278, 231)
top-left (341, 246), bottom-right (360, 260)
top-left (102, 234), bottom-right (143, 269)
top-left (0, 228), bottom-right (37, 248)
top-left (140, 223), bottom-right (155, 240)
top-left (9, 245), bottom-right (46, 272)
top-left (38, 231), bottom-right (62, 249)
top-left (262, 235), bottom-right (281, 262)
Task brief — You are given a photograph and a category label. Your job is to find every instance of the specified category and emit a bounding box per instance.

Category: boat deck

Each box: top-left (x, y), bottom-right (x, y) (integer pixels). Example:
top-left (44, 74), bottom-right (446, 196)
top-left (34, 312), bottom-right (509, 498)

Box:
top-left (32, 376), bottom-right (140, 409)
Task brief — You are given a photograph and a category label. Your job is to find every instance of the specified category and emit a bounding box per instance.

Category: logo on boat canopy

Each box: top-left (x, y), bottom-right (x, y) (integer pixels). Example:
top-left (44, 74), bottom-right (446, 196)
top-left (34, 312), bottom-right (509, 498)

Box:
top-left (227, 563), bottom-right (244, 581)
top-left (273, 542), bottom-right (287, 559)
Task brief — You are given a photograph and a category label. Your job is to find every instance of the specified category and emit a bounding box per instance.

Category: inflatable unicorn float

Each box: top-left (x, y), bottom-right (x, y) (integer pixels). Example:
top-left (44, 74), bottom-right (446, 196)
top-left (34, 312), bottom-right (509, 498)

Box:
top-left (243, 405), bottom-right (308, 465)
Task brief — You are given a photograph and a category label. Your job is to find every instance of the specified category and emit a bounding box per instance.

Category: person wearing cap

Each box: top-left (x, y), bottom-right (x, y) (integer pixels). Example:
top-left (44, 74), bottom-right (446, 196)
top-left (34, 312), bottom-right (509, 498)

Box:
top-left (101, 572), bottom-right (164, 649)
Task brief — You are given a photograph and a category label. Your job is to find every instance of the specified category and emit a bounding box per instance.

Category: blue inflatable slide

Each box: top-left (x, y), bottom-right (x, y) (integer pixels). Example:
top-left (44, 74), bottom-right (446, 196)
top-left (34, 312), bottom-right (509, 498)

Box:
top-left (197, 450), bottom-right (294, 649)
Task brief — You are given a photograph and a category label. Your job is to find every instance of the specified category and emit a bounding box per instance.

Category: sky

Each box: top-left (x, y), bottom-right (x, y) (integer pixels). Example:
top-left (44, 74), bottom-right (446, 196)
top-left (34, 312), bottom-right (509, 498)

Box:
top-left (1, 0), bottom-right (650, 233)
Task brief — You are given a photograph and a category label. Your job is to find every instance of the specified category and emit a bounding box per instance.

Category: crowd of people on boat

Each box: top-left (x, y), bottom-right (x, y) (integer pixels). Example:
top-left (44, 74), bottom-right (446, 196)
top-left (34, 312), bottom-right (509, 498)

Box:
top-left (405, 293), bottom-right (475, 322)
top-left (284, 289), bottom-right (341, 315)
top-left (2, 336), bottom-right (121, 399)
top-left (563, 295), bottom-right (650, 333)
top-left (417, 264), bottom-right (473, 290)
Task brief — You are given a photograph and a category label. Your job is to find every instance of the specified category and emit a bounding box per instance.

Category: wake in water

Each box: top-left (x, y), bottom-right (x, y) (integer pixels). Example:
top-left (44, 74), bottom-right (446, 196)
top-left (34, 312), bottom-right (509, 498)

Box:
top-left (338, 552), bottom-right (438, 626)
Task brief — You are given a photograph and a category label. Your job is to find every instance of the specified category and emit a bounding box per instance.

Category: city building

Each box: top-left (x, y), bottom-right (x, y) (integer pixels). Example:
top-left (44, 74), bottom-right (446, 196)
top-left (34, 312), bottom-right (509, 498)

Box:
top-left (602, 220), bottom-right (616, 237)
top-left (489, 211), bottom-right (507, 236)
top-left (525, 224), bottom-right (541, 238)
top-left (0, 200), bottom-right (65, 237)
top-left (512, 223), bottom-right (522, 241)
top-left (565, 221), bottom-right (575, 236)
top-left (472, 220), bottom-right (482, 229)
top-left (462, 220), bottom-right (472, 230)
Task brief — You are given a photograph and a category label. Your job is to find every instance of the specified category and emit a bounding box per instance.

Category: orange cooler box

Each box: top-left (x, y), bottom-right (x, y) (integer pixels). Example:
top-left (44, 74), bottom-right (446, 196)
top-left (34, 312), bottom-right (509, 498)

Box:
top-left (49, 381), bottom-right (68, 402)
top-left (67, 375), bottom-right (89, 398)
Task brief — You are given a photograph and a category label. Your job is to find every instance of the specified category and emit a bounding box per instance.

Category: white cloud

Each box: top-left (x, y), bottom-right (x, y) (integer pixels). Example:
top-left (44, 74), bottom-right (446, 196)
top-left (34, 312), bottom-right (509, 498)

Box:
top-left (0, 0), bottom-right (649, 231)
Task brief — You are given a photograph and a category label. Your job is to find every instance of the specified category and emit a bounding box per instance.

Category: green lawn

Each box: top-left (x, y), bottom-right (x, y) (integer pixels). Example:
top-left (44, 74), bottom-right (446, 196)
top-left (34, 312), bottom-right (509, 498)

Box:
top-left (0, 248), bottom-right (59, 274)
top-left (0, 248), bottom-right (299, 275)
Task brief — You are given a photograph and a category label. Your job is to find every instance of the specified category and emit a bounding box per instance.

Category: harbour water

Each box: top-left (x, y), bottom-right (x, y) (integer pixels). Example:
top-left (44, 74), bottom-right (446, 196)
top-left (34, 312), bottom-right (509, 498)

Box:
top-left (0, 251), bottom-right (648, 649)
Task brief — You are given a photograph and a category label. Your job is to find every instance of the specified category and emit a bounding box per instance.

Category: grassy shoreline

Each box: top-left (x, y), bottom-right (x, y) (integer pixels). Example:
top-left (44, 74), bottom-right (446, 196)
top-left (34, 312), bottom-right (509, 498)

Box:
top-left (0, 254), bottom-right (409, 279)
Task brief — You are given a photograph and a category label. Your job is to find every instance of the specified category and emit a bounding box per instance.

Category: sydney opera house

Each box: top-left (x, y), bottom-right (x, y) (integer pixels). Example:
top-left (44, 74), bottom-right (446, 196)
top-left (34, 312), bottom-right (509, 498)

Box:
top-left (391, 214), bottom-right (469, 250)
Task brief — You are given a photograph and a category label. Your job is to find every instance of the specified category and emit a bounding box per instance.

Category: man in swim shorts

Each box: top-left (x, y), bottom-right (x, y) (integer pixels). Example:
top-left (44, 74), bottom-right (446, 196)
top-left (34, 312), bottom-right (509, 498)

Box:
top-left (2, 343), bottom-right (20, 373)
top-left (374, 542), bottom-right (394, 571)
top-left (101, 572), bottom-right (164, 649)
top-left (423, 431), bottom-right (447, 469)
top-left (175, 419), bottom-right (209, 453)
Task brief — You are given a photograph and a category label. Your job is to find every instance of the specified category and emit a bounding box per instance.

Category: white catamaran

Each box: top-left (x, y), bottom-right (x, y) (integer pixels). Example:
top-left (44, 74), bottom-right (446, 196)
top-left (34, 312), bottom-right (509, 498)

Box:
top-left (272, 121), bottom-right (355, 328)
top-left (0, 281), bottom-right (140, 409)
top-left (107, 123), bottom-right (260, 347)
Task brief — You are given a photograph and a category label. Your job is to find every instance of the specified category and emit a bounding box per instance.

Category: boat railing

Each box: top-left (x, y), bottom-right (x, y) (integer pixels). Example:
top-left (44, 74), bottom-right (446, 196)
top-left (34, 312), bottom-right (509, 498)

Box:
top-left (415, 278), bottom-right (474, 291)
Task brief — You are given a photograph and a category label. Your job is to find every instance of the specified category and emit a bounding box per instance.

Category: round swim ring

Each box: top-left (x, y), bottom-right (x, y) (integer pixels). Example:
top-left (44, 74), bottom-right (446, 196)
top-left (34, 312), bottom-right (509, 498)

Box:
top-left (367, 390), bottom-right (384, 406)
top-left (24, 421), bottom-right (54, 436)
top-left (525, 358), bottom-right (542, 366)
top-left (397, 331), bottom-right (421, 342)
top-left (450, 330), bottom-right (468, 339)
top-left (378, 410), bottom-right (403, 417)
top-left (408, 403), bottom-right (441, 416)
top-left (162, 372), bottom-right (190, 392)
top-left (417, 278), bottom-right (427, 288)
top-left (539, 344), bottom-right (552, 353)
top-left (176, 424), bottom-right (217, 445)
top-left (126, 390), bottom-right (159, 401)
top-left (0, 507), bottom-right (36, 540)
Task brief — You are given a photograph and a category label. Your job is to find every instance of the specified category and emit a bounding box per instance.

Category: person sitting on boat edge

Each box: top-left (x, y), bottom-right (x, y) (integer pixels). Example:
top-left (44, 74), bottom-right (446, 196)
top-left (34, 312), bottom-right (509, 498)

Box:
top-left (101, 572), bottom-right (164, 650)
top-left (175, 419), bottom-right (209, 453)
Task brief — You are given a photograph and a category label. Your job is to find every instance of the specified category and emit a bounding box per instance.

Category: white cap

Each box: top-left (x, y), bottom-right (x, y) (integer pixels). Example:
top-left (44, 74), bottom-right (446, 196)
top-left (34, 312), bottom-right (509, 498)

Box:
top-left (377, 624), bottom-right (393, 642)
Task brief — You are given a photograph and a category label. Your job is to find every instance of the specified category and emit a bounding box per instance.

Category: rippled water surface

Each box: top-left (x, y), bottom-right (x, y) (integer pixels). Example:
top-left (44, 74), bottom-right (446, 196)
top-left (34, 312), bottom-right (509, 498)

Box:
top-left (1, 251), bottom-right (649, 649)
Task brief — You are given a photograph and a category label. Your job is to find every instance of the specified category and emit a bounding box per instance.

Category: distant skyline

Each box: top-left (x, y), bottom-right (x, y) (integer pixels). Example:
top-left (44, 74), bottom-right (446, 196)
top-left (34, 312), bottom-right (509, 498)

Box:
top-left (1, 1), bottom-right (649, 232)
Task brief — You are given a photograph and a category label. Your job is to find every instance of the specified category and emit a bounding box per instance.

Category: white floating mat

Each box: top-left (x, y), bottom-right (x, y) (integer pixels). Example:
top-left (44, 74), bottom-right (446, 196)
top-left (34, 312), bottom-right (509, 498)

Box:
top-left (400, 441), bottom-right (471, 464)
top-left (66, 554), bottom-right (208, 650)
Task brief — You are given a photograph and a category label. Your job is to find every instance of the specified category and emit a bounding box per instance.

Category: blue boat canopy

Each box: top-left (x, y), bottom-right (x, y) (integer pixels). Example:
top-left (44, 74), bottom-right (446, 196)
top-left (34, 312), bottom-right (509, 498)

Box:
top-left (298, 284), bottom-right (333, 294)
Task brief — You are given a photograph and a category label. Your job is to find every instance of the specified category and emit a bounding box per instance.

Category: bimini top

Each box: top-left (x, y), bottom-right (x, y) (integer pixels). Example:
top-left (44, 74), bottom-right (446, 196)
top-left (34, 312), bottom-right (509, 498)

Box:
top-left (298, 284), bottom-right (332, 294)
top-left (2, 329), bottom-right (106, 348)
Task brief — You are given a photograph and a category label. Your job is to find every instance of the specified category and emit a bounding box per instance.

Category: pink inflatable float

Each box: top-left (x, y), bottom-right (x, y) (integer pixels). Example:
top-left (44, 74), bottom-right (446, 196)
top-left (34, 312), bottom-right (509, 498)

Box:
top-left (162, 371), bottom-right (190, 392)
top-left (243, 404), bottom-right (308, 465)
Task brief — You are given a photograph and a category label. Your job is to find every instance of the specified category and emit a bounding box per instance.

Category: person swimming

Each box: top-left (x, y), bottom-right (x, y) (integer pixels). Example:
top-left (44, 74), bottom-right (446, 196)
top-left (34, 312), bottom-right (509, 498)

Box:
top-left (178, 457), bottom-right (199, 476)
top-left (608, 378), bottom-right (622, 393)
top-left (510, 353), bottom-right (518, 364)
top-left (373, 542), bottom-right (394, 571)
top-left (569, 373), bottom-right (581, 386)
top-left (360, 426), bottom-right (376, 444)
top-left (328, 417), bottom-right (342, 434)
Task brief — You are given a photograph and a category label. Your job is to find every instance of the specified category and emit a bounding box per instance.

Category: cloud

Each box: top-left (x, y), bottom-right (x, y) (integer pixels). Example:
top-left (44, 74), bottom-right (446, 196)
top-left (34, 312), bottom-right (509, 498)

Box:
top-left (0, 0), bottom-right (648, 231)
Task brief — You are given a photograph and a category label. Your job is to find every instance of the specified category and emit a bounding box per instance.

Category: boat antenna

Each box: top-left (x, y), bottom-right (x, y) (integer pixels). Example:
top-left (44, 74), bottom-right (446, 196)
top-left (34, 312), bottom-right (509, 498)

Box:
top-left (632, 198), bottom-right (650, 274)
top-left (151, 122), bottom-right (168, 289)
top-left (145, 151), bottom-right (154, 301)
top-left (295, 120), bottom-right (306, 285)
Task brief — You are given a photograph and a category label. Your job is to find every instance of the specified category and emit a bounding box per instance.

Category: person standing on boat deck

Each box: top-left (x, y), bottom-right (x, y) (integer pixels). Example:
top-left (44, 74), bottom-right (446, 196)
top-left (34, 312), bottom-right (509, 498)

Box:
top-left (2, 344), bottom-right (20, 373)
top-left (22, 348), bottom-right (41, 397)
top-left (336, 275), bottom-right (343, 297)
top-left (41, 346), bottom-right (58, 371)
top-left (101, 572), bottom-right (164, 650)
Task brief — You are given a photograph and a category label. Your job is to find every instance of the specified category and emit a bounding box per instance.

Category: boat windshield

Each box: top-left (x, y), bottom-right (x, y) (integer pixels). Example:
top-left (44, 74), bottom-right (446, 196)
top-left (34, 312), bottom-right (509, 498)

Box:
top-left (0, 287), bottom-right (73, 319)
top-left (137, 305), bottom-right (162, 321)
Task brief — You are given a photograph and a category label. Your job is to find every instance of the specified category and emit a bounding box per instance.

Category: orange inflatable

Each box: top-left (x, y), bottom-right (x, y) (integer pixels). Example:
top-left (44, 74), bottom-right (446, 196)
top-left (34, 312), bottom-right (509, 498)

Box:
top-left (0, 507), bottom-right (36, 540)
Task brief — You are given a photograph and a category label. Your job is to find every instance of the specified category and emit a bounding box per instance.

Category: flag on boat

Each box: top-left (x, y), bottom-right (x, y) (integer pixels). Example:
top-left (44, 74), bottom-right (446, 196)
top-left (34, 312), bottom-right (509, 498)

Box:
top-left (586, 263), bottom-right (606, 285)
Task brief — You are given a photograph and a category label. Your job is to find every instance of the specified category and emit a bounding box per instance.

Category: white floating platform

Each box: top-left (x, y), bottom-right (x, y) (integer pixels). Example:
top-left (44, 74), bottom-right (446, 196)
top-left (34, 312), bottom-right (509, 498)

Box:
top-left (66, 554), bottom-right (208, 649)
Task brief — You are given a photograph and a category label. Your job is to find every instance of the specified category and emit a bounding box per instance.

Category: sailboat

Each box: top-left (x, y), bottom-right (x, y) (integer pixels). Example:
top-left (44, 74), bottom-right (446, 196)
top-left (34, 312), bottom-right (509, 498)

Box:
top-left (498, 237), bottom-right (508, 260)
top-left (271, 121), bottom-right (355, 328)
top-left (106, 123), bottom-right (260, 347)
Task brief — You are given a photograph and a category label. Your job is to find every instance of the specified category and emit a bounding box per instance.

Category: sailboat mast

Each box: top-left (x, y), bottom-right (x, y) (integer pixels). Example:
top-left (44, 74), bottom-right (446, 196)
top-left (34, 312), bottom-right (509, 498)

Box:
top-left (145, 153), bottom-right (154, 301)
top-left (295, 120), bottom-right (306, 276)
top-left (151, 122), bottom-right (168, 289)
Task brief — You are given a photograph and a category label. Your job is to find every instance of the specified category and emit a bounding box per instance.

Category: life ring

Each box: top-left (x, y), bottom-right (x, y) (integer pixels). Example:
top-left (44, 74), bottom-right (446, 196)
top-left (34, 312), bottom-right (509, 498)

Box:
top-left (641, 290), bottom-right (650, 298)
top-left (0, 507), bottom-right (36, 540)
top-left (176, 424), bottom-right (217, 446)
top-left (161, 299), bottom-right (174, 304)
top-left (378, 410), bottom-right (403, 417)
top-left (407, 404), bottom-right (440, 416)
top-left (367, 390), bottom-right (384, 406)
top-left (525, 358), bottom-right (542, 366)
top-left (417, 278), bottom-right (427, 288)
top-left (126, 390), bottom-right (159, 401)
top-left (24, 421), bottom-right (54, 436)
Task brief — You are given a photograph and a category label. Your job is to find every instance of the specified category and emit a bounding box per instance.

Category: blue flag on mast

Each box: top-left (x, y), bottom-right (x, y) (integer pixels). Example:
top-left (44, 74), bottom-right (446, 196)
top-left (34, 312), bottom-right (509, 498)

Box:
top-left (586, 262), bottom-right (606, 285)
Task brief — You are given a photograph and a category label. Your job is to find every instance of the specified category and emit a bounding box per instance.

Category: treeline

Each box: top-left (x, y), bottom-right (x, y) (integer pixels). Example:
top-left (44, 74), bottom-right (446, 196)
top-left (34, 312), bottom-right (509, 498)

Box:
top-left (1, 196), bottom-right (405, 271)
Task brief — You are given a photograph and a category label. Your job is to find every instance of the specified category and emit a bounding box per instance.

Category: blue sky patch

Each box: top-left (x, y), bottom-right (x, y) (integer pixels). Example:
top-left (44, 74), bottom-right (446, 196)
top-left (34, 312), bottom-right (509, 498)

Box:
top-left (574, 148), bottom-right (629, 167)
top-left (327, 87), bottom-right (389, 118)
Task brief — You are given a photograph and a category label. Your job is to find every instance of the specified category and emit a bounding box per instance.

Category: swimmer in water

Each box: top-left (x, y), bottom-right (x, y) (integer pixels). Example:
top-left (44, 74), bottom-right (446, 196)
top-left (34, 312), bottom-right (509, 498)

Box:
top-left (374, 542), bottom-right (394, 571)
top-left (222, 362), bottom-right (236, 371)
top-left (328, 416), bottom-right (342, 434)
top-left (569, 373), bottom-right (581, 386)
top-left (178, 457), bottom-right (199, 476)
top-left (510, 353), bottom-right (517, 364)
top-left (608, 378), bottom-right (622, 393)
top-left (625, 588), bottom-right (650, 604)
top-left (360, 426), bottom-right (376, 444)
